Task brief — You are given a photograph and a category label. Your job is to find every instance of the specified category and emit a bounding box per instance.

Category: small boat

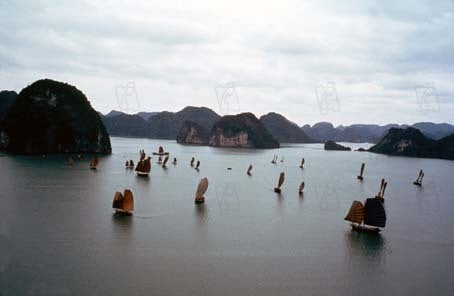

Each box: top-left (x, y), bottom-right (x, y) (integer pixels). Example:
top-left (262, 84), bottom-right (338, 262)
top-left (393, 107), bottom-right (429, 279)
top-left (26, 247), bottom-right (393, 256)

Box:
top-left (190, 157), bottom-right (195, 167)
top-left (126, 160), bottom-right (134, 169)
top-left (89, 157), bottom-right (99, 170)
top-left (298, 181), bottom-right (305, 194)
top-left (357, 163), bottom-right (365, 180)
top-left (135, 157), bottom-right (151, 177)
top-left (344, 198), bottom-right (386, 233)
top-left (162, 155), bottom-right (169, 168)
top-left (195, 160), bottom-right (200, 170)
top-left (152, 146), bottom-right (170, 156)
top-left (271, 155), bottom-right (278, 164)
top-left (195, 177), bottom-right (208, 204)
top-left (299, 158), bottom-right (305, 169)
top-left (375, 178), bottom-right (387, 202)
top-left (247, 164), bottom-right (253, 176)
top-left (413, 169), bottom-right (424, 186)
top-left (66, 157), bottom-right (74, 166)
top-left (280, 157), bottom-right (284, 163)
top-left (274, 172), bottom-right (285, 193)
top-left (139, 149), bottom-right (146, 161)
top-left (112, 189), bottom-right (134, 215)
top-left (172, 157), bottom-right (177, 165)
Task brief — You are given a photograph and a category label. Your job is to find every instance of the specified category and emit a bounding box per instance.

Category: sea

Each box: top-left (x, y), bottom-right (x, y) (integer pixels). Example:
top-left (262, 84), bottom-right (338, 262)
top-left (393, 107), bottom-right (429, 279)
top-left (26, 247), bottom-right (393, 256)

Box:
top-left (0, 137), bottom-right (453, 295)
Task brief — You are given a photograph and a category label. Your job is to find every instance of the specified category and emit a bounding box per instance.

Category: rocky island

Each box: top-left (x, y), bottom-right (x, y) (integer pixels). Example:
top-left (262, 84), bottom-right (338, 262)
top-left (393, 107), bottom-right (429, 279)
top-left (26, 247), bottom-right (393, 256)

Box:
top-left (369, 127), bottom-right (454, 160)
top-left (260, 112), bottom-right (315, 143)
top-left (209, 113), bottom-right (279, 148)
top-left (324, 140), bottom-right (351, 151)
top-left (176, 120), bottom-right (210, 145)
top-left (0, 79), bottom-right (111, 154)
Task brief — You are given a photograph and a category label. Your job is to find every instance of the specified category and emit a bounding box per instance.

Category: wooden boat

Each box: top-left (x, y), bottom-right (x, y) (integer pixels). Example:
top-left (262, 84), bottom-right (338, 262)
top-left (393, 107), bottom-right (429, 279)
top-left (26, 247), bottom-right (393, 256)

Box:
top-left (139, 149), bottom-right (146, 161)
top-left (344, 198), bottom-right (386, 233)
top-left (89, 157), bottom-right (99, 170)
top-left (190, 157), bottom-right (195, 167)
top-left (274, 172), bottom-right (285, 193)
top-left (280, 157), bottom-right (284, 163)
top-left (271, 155), bottom-right (277, 164)
top-left (357, 163), bottom-right (365, 180)
top-left (66, 157), bottom-right (74, 166)
top-left (195, 177), bottom-right (208, 204)
top-left (135, 157), bottom-right (151, 177)
top-left (152, 146), bottom-right (170, 156)
top-left (195, 160), bottom-right (200, 170)
top-left (298, 181), bottom-right (305, 194)
top-left (299, 158), bottom-right (305, 169)
top-left (162, 155), bottom-right (169, 168)
top-left (172, 157), bottom-right (177, 165)
top-left (375, 178), bottom-right (387, 202)
top-left (127, 160), bottom-right (134, 169)
top-left (112, 189), bottom-right (134, 215)
top-left (413, 169), bottom-right (424, 186)
top-left (247, 164), bottom-right (253, 176)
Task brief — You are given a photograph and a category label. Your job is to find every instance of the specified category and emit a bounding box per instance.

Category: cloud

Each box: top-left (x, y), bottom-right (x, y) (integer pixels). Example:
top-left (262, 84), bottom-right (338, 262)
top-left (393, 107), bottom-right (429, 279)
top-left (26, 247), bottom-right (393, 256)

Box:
top-left (0, 0), bottom-right (453, 125)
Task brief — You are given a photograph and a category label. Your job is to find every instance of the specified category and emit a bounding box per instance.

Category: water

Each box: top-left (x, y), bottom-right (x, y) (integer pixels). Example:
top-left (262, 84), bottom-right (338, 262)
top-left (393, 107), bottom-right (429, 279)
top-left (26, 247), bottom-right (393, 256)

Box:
top-left (1, 137), bottom-right (453, 295)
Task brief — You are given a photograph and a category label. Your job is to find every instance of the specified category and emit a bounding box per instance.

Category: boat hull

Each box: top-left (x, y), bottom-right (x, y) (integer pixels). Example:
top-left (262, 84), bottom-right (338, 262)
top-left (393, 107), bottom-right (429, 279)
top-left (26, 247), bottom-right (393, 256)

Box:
top-left (350, 223), bottom-right (381, 233)
top-left (114, 209), bottom-right (133, 216)
top-left (274, 187), bottom-right (281, 193)
top-left (413, 181), bottom-right (422, 186)
top-left (357, 176), bottom-right (363, 180)
top-left (195, 198), bottom-right (205, 204)
top-left (136, 171), bottom-right (150, 177)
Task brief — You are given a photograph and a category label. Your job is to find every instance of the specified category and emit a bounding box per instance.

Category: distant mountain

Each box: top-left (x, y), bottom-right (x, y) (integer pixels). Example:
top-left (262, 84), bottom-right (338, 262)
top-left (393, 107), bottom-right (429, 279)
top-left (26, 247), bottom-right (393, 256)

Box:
top-left (260, 112), bottom-right (315, 143)
top-left (102, 106), bottom-right (221, 140)
top-left (136, 111), bottom-right (158, 120)
top-left (302, 122), bottom-right (452, 143)
top-left (0, 79), bottom-right (111, 154)
top-left (105, 110), bottom-right (124, 117)
top-left (0, 90), bottom-right (17, 123)
top-left (369, 127), bottom-right (454, 160)
top-left (209, 113), bottom-right (279, 148)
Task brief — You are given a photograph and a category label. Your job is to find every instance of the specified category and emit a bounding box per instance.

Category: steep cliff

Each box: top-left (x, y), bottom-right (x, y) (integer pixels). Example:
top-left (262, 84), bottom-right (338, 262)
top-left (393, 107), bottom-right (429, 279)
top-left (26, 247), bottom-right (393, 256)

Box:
top-left (176, 120), bottom-right (209, 145)
top-left (0, 79), bottom-right (111, 154)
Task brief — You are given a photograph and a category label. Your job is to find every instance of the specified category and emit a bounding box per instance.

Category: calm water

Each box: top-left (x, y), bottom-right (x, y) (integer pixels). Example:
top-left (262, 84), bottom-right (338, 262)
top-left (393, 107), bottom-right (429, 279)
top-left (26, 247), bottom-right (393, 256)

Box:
top-left (1, 137), bottom-right (453, 295)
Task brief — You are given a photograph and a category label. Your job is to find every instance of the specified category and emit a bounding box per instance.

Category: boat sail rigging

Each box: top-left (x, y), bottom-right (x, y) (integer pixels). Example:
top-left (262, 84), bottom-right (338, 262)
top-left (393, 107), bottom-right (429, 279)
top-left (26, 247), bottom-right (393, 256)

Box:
top-left (344, 198), bottom-right (386, 233)
top-left (135, 156), bottom-right (151, 176)
top-left (112, 189), bottom-right (134, 215)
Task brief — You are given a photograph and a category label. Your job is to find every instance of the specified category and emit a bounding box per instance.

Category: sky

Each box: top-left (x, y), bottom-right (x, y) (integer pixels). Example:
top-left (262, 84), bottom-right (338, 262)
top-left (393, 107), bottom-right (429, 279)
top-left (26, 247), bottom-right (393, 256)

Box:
top-left (0, 0), bottom-right (453, 126)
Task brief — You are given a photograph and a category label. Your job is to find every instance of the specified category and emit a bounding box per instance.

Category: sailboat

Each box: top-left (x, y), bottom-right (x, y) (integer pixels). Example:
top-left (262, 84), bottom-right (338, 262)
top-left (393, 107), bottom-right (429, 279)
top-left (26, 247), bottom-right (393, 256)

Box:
top-left (271, 155), bottom-right (277, 164)
top-left (413, 169), bottom-right (424, 186)
top-left (172, 157), bottom-right (177, 165)
top-left (153, 146), bottom-right (169, 156)
top-left (139, 149), bottom-right (146, 161)
top-left (300, 158), bottom-right (305, 169)
top-left (135, 157), bottom-right (151, 177)
top-left (344, 198), bottom-right (386, 233)
top-left (126, 160), bottom-right (134, 169)
top-left (357, 163), bottom-right (365, 180)
top-left (195, 160), bottom-right (200, 170)
top-left (190, 157), bottom-right (195, 167)
top-left (298, 181), bottom-right (305, 194)
top-left (280, 157), bottom-right (285, 163)
top-left (112, 189), bottom-right (134, 215)
top-left (162, 155), bottom-right (169, 168)
top-left (375, 178), bottom-right (387, 202)
top-left (89, 157), bottom-right (99, 170)
top-left (247, 164), bottom-right (253, 176)
top-left (195, 177), bottom-right (208, 204)
top-left (274, 172), bottom-right (285, 193)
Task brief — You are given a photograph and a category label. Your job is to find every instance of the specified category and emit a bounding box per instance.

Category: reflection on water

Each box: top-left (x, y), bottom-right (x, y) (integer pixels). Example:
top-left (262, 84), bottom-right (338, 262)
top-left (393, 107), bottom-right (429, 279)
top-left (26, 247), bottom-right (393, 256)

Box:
top-left (194, 204), bottom-right (209, 224)
top-left (111, 212), bottom-right (134, 239)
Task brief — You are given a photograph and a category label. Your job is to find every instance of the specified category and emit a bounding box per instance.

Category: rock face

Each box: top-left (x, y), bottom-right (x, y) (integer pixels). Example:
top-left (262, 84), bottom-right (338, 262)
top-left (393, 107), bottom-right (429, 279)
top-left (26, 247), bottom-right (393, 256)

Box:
top-left (102, 113), bottom-right (148, 137)
top-left (260, 112), bottom-right (315, 143)
top-left (0, 90), bottom-right (17, 123)
top-left (369, 127), bottom-right (454, 160)
top-left (0, 79), bottom-right (111, 154)
top-left (176, 120), bottom-right (209, 145)
top-left (209, 113), bottom-right (279, 148)
top-left (324, 140), bottom-right (351, 151)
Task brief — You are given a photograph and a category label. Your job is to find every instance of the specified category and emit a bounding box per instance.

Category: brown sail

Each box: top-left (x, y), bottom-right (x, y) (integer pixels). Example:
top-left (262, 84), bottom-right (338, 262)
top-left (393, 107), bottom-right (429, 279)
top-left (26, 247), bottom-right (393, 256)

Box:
top-left (162, 155), bottom-right (169, 167)
top-left (195, 177), bottom-right (208, 204)
top-left (122, 189), bottom-right (134, 212)
top-left (298, 181), bottom-right (305, 194)
top-left (112, 191), bottom-right (124, 209)
top-left (277, 172), bottom-right (285, 188)
top-left (344, 200), bottom-right (365, 224)
top-left (247, 164), bottom-right (253, 175)
top-left (142, 157), bottom-right (151, 173)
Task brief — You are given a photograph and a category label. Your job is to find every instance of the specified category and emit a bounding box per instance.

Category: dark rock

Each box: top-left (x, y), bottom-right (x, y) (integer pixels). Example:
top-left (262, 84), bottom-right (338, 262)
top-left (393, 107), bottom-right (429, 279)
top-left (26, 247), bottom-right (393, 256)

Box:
top-left (0, 90), bottom-right (17, 123)
top-left (176, 120), bottom-right (209, 145)
top-left (260, 112), bottom-right (315, 143)
top-left (0, 79), bottom-right (111, 154)
top-left (209, 113), bottom-right (279, 148)
top-left (324, 140), bottom-right (351, 151)
top-left (369, 127), bottom-right (454, 160)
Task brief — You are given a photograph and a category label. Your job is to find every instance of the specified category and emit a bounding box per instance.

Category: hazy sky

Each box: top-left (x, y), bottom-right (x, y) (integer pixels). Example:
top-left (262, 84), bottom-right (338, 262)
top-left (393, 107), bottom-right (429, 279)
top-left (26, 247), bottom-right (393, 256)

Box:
top-left (0, 0), bottom-right (453, 126)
